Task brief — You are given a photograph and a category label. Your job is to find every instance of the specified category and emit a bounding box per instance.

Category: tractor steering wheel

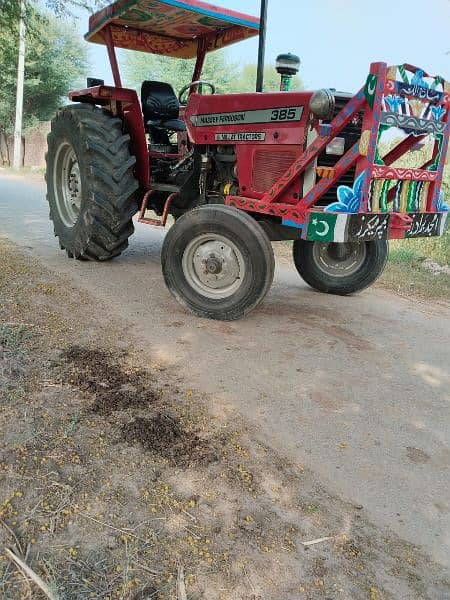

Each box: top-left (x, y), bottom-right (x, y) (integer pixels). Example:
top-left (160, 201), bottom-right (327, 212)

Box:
top-left (178, 80), bottom-right (216, 105)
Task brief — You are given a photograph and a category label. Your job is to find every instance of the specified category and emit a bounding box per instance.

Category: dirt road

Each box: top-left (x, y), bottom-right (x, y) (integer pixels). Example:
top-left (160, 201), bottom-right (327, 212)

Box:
top-left (1, 171), bottom-right (449, 578)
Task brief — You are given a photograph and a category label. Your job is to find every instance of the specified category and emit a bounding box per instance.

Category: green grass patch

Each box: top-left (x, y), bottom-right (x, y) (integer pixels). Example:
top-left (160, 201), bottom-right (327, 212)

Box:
top-left (381, 234), bottom-right (450, 301)
top-left (389, 229), bottom-right (450, 267)
top-left (381, 261), bottom-right (450, 301)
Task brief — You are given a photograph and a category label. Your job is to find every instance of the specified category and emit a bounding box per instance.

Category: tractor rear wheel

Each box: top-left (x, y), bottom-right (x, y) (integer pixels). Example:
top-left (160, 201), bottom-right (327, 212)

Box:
top-left (292, 239), bottom-right (388, 295)
top-left (161, 205), bottom-right (275, 320)
top-left (46, 104), bottom-right (138, 260)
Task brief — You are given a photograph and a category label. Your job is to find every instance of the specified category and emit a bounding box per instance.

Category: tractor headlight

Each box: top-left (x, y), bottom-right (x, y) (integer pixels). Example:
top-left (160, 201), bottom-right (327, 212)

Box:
top-left (309, 89), bottom-right (335, 121)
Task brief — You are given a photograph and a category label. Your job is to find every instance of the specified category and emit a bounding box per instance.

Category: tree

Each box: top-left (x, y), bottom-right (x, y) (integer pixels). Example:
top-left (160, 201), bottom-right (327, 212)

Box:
top-left (233, 64), bottom-right (302, 93)
top-left (123, 50), bottom-right (303, 95)
top-left (123, 49), bottom-right (240, 96)
top-left (0, 10), bottom-right (89, 135)
top-left (0, 0), bottom-right (105, 32)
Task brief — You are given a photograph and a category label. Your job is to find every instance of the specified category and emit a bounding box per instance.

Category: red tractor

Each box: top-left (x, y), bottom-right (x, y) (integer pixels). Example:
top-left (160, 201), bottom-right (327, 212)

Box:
top-left (46, 0), bottom-right (450, 320)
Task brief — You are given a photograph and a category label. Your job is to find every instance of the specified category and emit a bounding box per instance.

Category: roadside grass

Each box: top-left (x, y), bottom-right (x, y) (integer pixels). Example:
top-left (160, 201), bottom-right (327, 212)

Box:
top-left (389, 230), bottom-right (449, 267)
top-left (0, 324), bottom-right (31, 354)
top-left (380, 251), bottom-right (450, 301)
top-left (379, 227), bottom-right (449, 301)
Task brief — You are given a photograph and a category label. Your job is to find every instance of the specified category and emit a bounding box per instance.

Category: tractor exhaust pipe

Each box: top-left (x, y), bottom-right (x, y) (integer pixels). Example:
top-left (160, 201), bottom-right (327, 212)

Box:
top-left (256, 0), bottom-right (268, 92)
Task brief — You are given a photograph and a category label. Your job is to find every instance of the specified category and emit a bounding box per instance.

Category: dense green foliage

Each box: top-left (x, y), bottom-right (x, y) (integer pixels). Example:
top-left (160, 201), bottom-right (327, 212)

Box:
top-left (123, 49), bottom-right (238, 96)
top-left (0, 10), bottom-right (88, 134)
top-left (0, 0), bottom-right (105, 32)
top-left (232, 64), bottom-right (302, 93)
top-left (123, 50), bottom-right (302, 95)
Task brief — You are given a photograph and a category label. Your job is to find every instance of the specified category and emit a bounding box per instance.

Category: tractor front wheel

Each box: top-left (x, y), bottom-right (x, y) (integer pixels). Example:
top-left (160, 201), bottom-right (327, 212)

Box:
top-left (46, 104), bottom-right (138, 261)
top-left (292, 239), bottom-right (388, 295)
top-left (162, 205), bottom-right (275, 320)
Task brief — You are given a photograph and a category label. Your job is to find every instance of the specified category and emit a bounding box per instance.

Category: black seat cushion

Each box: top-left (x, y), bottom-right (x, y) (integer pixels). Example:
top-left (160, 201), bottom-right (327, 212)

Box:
top-left (146, 118), bottom-right (186, 132)
top-left (159, 118), bottom-right (186, 132)
top-left (141, 81), bottom-right (186, 132)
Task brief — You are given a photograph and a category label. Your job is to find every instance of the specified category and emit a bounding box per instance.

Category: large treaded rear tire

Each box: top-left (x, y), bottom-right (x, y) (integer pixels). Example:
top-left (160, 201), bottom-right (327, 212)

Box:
top-left (162, 205), bottom-right (275, 320)
top-left (46, 104), bottom-right (138, 261)
top-left (293, 239), bottom-right (388, 295)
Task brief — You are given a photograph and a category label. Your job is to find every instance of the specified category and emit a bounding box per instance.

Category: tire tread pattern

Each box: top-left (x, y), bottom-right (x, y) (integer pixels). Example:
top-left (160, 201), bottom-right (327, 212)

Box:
top-left (46, 103), bottom-right (138, 261)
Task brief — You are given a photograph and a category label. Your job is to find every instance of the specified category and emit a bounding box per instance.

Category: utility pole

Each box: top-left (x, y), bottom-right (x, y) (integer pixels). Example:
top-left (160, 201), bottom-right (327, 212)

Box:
top-left (256, 0), bottom-right (268, 92)
top-left (13, 0), bottom-right (26, 170)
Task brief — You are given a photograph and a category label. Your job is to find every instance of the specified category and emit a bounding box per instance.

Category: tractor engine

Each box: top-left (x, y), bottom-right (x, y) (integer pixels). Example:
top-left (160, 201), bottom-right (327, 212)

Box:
top-left (150, 150), bottom-right (193, 187)
top-left (313, 93), bottom-right (363, 207)
top-left (148, 144), bottom-right (239, 215)
top-left (207, 145), bottom-right (239, 199)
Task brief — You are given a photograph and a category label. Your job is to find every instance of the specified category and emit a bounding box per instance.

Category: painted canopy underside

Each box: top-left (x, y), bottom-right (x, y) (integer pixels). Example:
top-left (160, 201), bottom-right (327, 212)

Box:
top-left (86, 0), bottom-right (260, 58)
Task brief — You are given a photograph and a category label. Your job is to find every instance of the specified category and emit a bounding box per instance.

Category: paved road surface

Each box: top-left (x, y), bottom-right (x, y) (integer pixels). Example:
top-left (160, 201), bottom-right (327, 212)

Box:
top-left (1, 171), bottom-right (449, 567)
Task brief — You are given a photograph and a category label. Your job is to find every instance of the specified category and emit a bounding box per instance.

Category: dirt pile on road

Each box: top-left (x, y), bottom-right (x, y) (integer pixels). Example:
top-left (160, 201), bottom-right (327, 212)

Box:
top-left (62, 345), bottom-right (218, 467)
top-left (122, 414), bottom-right (217, 467)
top-left (62, 346), bottom-right (159, 414)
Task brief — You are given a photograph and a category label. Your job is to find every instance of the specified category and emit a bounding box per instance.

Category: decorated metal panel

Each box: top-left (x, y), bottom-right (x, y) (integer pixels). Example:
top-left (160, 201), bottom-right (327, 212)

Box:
top-left (224, 62), bottom-right (449, 241)
top-left (294, 211), bottom-right (448, 243)
top-left (86, 0), bottom-right (259, 58)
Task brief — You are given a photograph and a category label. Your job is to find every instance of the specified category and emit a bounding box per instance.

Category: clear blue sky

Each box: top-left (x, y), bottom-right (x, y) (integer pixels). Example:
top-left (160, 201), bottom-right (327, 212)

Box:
top-left (80, 0), bottom-right (450, 92)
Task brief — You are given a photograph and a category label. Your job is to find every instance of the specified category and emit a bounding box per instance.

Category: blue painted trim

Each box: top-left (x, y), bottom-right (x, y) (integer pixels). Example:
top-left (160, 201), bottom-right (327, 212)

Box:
top-left (282, 220), bottom-right (305, 229)
top-left (157, 0), bottom-right (259, 29)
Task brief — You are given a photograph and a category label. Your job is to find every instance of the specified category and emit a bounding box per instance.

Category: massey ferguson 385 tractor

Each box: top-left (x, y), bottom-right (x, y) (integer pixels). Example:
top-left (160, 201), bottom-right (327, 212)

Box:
top-left (46, 0), bottom-right (450, 320)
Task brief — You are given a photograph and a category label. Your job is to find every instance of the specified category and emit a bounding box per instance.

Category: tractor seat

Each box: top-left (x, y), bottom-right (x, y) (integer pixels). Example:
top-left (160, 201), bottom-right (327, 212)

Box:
top-left (141, 81), bottom-right (186, 133)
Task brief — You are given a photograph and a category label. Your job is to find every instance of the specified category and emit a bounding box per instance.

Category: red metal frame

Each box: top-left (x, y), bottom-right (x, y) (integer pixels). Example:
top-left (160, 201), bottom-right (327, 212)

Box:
top-left (138, 190), bottom-right (178, 226)
top-left (103, 26), bottom-right (122, 88)
top-left (212, 62), bottom-right (450, 241)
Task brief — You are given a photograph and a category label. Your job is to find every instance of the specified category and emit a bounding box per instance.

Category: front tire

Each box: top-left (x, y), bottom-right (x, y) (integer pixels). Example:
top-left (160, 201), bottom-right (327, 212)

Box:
top-left (46, 103), bottom-right (138, 261)
top-left (293, 239), bottom-right (388, 295)
top-left (161, 205), bottom-right (275, 320)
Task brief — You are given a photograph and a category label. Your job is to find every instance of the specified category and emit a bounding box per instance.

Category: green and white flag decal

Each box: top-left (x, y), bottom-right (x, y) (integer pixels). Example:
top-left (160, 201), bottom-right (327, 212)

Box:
top-left (306, 213), bottom-right (348, 242)
top-left (364, 74), bottom-right (378, 109)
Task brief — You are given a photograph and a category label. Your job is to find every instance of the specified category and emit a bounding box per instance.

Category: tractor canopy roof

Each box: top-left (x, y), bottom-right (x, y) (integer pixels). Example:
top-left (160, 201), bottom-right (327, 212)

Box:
top-left (86, 0), bottom-right (260, 58)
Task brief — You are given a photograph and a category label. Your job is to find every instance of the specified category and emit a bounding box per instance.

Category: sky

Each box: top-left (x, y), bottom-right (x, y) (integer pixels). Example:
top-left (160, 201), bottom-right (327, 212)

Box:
top-left (78, 0), bottom-right (450, 92)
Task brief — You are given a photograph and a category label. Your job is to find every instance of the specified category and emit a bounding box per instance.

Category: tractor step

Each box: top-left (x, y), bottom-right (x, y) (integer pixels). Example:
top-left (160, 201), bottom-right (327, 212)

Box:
top-left (138, 189), bottom-right (178, 227)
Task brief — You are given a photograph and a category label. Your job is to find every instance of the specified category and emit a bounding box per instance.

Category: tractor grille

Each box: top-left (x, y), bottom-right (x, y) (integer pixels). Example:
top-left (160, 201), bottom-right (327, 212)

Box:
top-left (314, 94), bottom-right (363, 207)
top-left (252, 149), bottom-right (297, 193)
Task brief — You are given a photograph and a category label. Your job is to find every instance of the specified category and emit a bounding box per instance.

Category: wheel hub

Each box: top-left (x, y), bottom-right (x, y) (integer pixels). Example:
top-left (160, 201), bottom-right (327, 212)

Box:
top-left (182, 235), bottom-right (245, 299)
top-left (313, 242), bottom-right (367, 277)
top-left (53, 141), bottom-right (82, 228)
top-left (204, 256), bottom-right (223, 275)
top-left (68, 165), bottom-right (81, 204)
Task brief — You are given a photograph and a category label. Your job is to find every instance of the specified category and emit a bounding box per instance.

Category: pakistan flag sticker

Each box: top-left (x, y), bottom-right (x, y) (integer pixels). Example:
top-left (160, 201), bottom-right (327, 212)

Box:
top-left (306, 213), bottom-right (343, 242)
